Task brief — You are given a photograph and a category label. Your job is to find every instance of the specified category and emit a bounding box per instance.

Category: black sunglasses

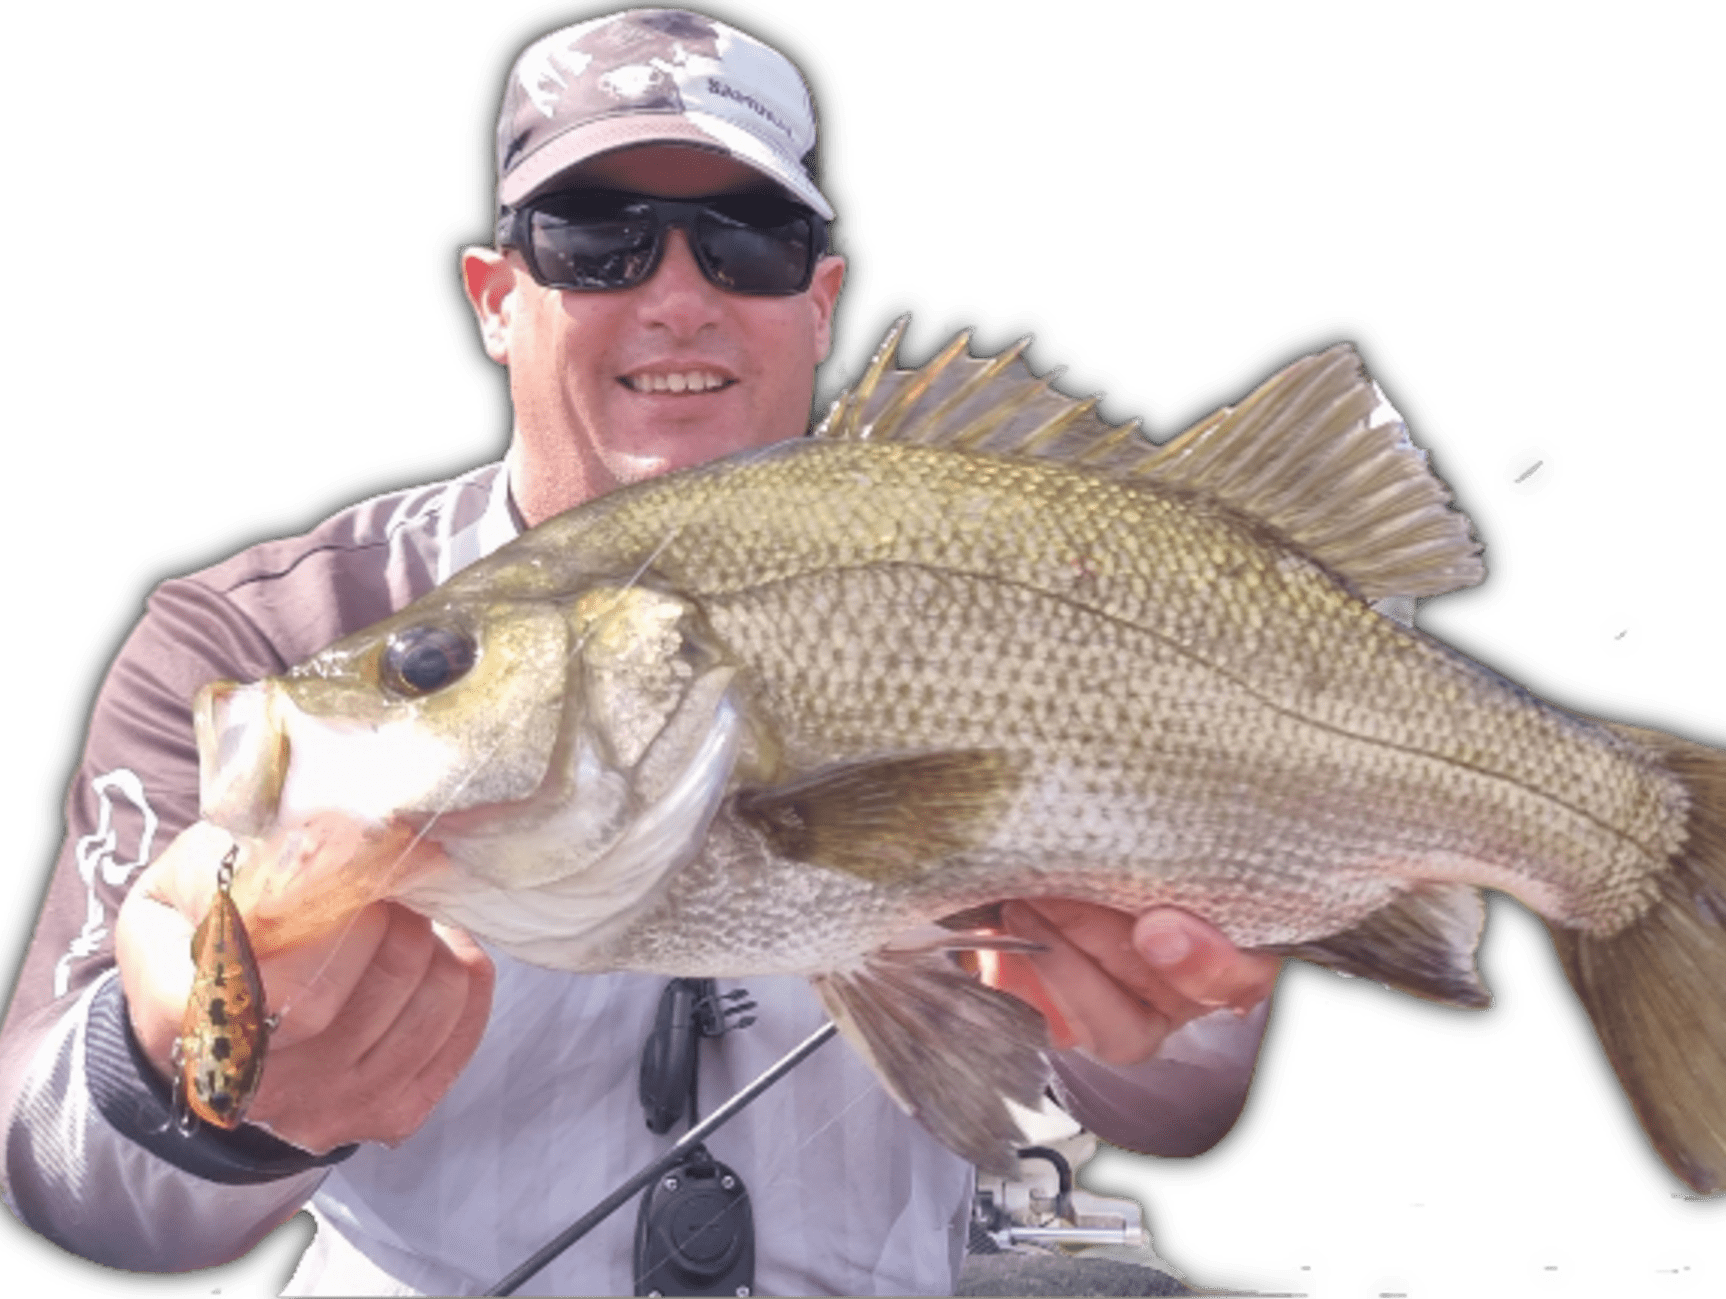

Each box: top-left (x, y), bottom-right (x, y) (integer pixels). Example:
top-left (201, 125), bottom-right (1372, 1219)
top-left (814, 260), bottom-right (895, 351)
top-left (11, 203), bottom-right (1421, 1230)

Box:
top-left (497, 188), bottom-right (829, 296)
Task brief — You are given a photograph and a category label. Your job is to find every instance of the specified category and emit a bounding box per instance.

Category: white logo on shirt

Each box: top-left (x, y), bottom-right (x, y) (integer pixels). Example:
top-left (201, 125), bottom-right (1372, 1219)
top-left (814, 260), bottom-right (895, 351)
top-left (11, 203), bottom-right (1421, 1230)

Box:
top-left (53, 769), bottom-right (157, 998)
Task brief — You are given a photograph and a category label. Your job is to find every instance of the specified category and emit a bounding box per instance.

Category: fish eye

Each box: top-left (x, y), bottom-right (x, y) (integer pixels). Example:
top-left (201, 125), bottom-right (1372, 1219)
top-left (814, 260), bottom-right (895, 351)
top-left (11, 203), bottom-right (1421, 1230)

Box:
top-left (381, 626), bottom-right (476, 697)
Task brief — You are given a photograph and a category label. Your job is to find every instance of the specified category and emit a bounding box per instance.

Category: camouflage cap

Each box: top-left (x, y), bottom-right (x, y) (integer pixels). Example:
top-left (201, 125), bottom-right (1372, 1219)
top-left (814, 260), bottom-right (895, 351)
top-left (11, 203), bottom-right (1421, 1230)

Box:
top-left (495, 9), bottom-right (832, 218)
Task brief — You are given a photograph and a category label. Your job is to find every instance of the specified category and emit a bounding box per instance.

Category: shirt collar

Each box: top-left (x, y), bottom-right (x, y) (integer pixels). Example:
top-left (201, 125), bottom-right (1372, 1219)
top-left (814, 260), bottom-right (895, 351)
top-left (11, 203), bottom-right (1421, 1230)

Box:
top-left (436, 463), bottom-right (525, 583)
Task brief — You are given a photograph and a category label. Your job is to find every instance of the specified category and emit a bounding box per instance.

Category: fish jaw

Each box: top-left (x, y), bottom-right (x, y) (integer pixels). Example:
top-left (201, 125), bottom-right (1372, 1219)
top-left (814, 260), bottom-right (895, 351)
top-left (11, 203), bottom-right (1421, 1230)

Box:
top-left (197, 598), bottom-right (579, 840)
top-left (194, 674), bottom-right (561, 837)
top-left (195, 680), bottom-right (287, 838)
top-left (281, 688), bottom-right (486, 827)
top-left (396, 683), bottom-right (746, 965)
top-left (388, 583), bottom-right (757, 892)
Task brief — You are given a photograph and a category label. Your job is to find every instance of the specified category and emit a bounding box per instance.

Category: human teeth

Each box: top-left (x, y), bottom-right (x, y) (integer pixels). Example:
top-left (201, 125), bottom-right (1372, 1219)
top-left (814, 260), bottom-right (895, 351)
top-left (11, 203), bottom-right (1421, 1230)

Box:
top-left (629, 371), bottom-right (726, 393)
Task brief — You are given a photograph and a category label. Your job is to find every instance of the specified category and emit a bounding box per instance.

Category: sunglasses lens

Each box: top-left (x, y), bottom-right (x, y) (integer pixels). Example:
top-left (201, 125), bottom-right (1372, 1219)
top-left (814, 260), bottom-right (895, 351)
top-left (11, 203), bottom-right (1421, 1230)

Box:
top-left (694, 196), bottom-right (816, 294)
top-left (524, 194), bottom-right (660, 289)
top-left (516, 191), bottom-right (820, 295)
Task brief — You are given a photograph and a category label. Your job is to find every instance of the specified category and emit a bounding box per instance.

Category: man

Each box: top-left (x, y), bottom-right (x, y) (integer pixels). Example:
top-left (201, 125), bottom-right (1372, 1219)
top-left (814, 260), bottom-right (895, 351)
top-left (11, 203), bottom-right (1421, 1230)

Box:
top-left (0, 10), bottom-right (1277, 1293)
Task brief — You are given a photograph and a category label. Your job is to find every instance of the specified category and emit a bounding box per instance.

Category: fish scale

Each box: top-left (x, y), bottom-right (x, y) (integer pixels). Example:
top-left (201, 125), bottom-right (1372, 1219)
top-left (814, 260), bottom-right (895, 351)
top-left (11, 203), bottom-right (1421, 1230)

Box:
top-left (679, 492), bottom-right (1674, 940)
top-left (509, 639), bottom-right (1556, 972)
top-left (589, 440), bottom-right (1681, 888)
top-left (193, 326), bottom-right (1726, 1188)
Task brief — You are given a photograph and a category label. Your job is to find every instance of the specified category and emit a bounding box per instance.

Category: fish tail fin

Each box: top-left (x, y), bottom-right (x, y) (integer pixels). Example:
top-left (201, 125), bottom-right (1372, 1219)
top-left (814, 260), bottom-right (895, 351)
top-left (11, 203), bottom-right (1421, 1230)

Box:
top-left (1546, 723), bottom-right (1726, 1194)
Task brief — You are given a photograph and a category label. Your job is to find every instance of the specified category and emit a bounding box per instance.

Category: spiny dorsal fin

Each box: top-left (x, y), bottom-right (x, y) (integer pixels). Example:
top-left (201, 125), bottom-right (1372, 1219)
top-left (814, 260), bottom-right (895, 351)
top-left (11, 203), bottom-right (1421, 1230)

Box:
top-left (815, 321), bottom-right (1485, 602)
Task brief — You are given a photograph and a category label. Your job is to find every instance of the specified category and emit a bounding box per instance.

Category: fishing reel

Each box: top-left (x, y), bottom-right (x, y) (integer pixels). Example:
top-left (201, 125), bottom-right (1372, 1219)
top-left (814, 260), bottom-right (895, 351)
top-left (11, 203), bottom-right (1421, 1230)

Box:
top-left (636, 978), bottom-right (758, 1296)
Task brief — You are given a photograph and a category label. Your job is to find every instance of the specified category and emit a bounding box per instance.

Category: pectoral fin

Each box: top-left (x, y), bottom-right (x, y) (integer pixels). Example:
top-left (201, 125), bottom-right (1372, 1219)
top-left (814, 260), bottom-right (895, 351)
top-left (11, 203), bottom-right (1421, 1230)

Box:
top-left (811, 946), bottom-right (1051, 1175)
top-left (735, 751), bottom-right (1018, 883)
top-left (1263, 882), bottom-right (1491, 1007)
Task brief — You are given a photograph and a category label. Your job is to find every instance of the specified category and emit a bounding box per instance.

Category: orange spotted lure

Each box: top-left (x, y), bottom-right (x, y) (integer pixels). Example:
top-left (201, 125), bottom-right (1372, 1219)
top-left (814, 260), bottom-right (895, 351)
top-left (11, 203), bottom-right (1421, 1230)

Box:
top-left (172, 845), bottom-right (269, 1129)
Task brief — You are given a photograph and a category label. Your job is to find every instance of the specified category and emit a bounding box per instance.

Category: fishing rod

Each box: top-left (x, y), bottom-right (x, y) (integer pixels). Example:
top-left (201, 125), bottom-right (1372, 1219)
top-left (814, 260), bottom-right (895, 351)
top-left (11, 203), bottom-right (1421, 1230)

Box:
top-left (486, 1018), bottom-right (839, 1296)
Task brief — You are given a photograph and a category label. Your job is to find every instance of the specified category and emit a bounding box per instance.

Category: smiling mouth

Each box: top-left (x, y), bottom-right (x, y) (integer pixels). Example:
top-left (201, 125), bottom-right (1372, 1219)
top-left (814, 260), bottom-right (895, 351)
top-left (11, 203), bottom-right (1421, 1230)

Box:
top-left (622, 370), bottom-right (734, 394)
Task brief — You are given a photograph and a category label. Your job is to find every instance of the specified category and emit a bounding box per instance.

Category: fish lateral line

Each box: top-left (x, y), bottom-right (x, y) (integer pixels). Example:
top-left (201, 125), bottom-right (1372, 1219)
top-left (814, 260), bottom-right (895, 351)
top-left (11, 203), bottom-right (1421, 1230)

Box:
top-left (188, 321), bottom-right (1726, 1196)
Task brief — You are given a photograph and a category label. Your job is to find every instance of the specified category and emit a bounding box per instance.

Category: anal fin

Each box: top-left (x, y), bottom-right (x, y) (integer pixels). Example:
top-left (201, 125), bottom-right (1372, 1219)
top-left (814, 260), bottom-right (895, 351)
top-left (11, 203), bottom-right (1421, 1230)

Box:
top-left (1262, 882), bottom-right (1491, 1007)
top-left (810, 948), bottom-right (1051, 1175)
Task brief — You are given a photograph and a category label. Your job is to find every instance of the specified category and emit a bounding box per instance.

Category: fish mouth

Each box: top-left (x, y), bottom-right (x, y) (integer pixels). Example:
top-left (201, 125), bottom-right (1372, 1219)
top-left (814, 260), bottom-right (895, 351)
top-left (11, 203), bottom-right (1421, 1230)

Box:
top-left (194, 680), bottom-right (288, 838)
top-left (195, 677), bottom-right (505, 841)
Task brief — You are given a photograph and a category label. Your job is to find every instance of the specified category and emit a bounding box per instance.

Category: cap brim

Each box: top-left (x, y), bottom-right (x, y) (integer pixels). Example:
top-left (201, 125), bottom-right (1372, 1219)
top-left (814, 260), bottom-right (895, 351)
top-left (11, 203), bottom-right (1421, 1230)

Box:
top-left (499, 112), bottom-right (833, 220)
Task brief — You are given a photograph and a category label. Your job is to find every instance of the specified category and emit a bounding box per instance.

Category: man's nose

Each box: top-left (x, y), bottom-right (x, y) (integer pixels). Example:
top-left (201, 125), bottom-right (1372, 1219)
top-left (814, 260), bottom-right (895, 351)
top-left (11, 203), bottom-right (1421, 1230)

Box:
top-left (633, 227), bottom-right (725, 333)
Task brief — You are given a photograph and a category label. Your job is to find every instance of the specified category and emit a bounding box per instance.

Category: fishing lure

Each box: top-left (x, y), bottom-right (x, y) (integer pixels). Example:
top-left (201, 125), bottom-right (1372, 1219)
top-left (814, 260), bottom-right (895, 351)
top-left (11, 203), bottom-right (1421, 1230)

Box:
top-left (173, 845), bottom-right (269, 1129)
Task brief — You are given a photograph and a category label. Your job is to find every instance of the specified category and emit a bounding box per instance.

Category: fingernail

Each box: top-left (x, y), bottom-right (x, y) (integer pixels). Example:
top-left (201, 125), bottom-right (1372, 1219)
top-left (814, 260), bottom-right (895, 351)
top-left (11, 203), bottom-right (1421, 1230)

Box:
top-left (1137, 916), bottom-right (1191, 968)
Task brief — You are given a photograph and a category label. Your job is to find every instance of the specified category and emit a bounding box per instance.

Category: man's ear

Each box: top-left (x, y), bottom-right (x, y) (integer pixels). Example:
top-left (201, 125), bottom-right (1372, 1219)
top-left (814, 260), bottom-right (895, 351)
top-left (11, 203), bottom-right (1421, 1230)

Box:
top-left (461, 247), bottom-right (518, 364)
top-left (807, 254), bottom-right (846, 363)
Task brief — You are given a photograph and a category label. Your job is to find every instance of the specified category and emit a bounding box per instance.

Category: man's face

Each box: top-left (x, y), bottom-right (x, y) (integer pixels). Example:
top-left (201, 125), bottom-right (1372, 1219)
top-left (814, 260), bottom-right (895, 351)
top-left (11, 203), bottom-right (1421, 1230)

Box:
top-left (465, 145), bottom-right (845, 525)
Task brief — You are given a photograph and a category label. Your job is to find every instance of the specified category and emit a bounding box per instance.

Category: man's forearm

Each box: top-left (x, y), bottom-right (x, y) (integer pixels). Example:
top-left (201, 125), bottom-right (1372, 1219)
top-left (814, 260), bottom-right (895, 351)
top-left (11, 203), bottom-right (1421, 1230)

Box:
top-left (4, 973), bottom-right (333, 1271)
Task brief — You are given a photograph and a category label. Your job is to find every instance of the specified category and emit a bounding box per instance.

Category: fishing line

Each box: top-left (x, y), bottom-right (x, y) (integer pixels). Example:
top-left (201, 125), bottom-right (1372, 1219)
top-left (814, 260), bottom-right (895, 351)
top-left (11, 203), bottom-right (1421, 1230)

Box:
top-left (233, 448), bottom-right (779, 1067)
top-left (245, 500), bottom-right (704, 1013)
top-left (748, 1071), bottom-right (886, 1185)
top-left (487, 1018), bottom-right (838, 1296)
top-left (617, 941), bottom-right (1059, 1286)
top-left (629, 1064), bottom-right (890, 1297)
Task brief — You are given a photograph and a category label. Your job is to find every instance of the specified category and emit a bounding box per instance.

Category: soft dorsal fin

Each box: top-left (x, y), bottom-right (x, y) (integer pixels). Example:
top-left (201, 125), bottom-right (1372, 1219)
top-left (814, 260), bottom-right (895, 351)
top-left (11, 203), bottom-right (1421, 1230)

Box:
top-left (815, 319), bottom-right (1485, 602)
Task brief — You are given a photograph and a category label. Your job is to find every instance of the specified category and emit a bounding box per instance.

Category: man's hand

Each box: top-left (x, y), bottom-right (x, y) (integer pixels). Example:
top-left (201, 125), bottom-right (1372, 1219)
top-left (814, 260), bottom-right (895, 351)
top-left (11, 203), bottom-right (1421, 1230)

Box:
top-left (980, 899), bottom-right (1281, 1064)
top-left (116, 820), bottom-right (495, 1153)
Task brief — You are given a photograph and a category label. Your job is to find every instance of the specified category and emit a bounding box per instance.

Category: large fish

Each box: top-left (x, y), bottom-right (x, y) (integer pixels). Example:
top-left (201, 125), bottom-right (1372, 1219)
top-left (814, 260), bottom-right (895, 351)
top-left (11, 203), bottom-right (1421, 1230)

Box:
top-left (194, 322), bottom-right (1726, 1189)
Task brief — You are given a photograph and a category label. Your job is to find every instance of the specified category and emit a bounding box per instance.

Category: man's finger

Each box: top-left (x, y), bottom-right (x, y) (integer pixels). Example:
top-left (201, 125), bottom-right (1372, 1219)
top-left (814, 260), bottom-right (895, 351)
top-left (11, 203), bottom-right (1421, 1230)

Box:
top-left (1132, 909), bottom-right (1281, 1012)
top-left (257, 903), bottom-right (396, 1048)
top-left (299, 905), bottom-right (442, 1063)
top-left (352, 927), bottom-right (476, 1084)
top-left (983, 949), bottom-right (1085, 1051)
top-left (1000, 901), bottom-right (1176, 1064)
top-left (1012, 899), bottom-right (1215, 1026)
top-left (381, 931), bottom-right (496, 1144)
top-left (142, 821), bottom-right (242, 918)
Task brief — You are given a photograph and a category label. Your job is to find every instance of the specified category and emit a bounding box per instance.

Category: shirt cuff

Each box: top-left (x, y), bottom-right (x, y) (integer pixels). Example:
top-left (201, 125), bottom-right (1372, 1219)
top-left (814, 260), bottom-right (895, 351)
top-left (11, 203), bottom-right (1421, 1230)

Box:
top-left (83, 975), bottom-right (357, 1186)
